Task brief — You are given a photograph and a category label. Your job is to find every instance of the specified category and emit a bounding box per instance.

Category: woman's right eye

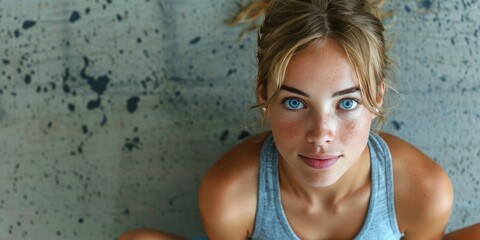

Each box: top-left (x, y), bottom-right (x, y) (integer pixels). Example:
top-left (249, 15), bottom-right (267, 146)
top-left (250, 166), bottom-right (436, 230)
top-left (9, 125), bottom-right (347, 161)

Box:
top-left (282, 98), bottom-right (305, 110)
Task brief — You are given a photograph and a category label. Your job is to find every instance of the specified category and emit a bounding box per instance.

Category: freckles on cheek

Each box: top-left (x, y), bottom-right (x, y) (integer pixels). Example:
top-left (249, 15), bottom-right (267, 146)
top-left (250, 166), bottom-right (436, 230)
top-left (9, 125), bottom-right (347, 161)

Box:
top-left (344, 120), bottom-right (359, 134)
top-left (342, 112), bottom-right (372, 144)
top-left (272, 119), bottom-right (301, 139)
top-left (341, 120), bottom-right (363, 140)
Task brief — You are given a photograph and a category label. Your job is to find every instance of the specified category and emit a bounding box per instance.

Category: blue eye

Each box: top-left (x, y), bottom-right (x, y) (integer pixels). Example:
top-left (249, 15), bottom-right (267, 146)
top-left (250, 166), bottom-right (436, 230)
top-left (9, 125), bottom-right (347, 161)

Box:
top-left (283, 98), bottom-right (305, 110)
top-left (338, 99), bottom-right (358, 110)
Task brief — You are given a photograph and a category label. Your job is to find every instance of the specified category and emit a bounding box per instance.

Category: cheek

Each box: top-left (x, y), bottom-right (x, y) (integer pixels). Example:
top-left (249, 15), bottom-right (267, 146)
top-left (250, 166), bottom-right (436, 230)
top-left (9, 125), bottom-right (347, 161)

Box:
top-left (338, 114), bottom-right (372, 143)
top-left (272, 120), bottom-right (299, 139)
top-left (343, 120), bottom-right (360, 135)
top-left (271, 117), bottom-right (303, 140)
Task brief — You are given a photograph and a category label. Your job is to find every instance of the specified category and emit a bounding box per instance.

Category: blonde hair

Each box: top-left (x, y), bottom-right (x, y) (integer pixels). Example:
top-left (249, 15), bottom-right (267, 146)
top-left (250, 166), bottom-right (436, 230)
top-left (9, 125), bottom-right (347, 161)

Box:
top-left (235, 0), bottom-right (394, 126)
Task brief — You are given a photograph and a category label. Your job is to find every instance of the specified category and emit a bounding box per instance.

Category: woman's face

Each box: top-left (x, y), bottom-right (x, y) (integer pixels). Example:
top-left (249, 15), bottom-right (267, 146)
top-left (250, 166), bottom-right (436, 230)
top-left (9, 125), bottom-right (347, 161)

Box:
top-left (266, 40), bottom-right (376, 188)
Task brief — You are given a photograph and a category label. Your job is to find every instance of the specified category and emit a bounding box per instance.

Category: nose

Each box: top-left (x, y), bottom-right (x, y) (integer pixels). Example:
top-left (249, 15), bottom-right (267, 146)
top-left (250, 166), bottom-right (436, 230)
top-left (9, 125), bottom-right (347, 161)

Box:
top-left (306, 112), bottom-right (335, 146)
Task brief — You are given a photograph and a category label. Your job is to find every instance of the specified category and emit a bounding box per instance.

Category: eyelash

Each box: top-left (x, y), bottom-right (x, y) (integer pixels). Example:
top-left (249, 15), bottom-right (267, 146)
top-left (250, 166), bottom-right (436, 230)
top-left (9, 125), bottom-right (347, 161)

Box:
top-left (337, 98), bottom-right (361, 111)
top-left (281, 97), bottom-right (306, 110)
top-left (280, 97), bottom-right (361, 111)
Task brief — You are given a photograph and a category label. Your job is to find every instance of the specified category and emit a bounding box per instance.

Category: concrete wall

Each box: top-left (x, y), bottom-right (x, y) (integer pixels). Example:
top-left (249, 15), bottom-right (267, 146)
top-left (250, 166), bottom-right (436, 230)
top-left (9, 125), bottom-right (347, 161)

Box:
top-left (0, 0), bottom-right (478, 239)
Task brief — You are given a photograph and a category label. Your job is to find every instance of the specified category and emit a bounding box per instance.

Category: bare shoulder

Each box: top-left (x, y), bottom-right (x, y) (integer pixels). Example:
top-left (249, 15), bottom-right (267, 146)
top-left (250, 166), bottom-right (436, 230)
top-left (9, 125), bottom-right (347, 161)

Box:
top-left (198, 132), bottom-right (269, 239)
top-left (379, 132), bottom-right (453, 239)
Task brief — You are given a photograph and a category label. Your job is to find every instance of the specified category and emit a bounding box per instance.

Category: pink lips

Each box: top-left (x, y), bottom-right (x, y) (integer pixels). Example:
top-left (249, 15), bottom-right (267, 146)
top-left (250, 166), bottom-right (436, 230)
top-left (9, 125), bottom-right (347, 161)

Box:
top-left (300, 155), bottom-right (340, 169)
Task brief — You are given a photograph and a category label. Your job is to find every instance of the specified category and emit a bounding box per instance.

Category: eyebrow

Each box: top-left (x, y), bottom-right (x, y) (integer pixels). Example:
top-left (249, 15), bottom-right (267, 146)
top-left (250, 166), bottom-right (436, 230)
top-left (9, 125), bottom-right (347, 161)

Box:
top-left (280, 85), bottom-right (360, 98)
top-left (332, 86), bottom-right (360, 97)
top-left (280, 85), bottom-right (310, 97)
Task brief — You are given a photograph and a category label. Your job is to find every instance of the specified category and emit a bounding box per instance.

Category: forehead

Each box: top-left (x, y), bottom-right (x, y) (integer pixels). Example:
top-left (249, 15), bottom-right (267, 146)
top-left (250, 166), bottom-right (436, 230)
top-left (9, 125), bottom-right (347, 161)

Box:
top-left (281, 40), bottom-right (358, 94)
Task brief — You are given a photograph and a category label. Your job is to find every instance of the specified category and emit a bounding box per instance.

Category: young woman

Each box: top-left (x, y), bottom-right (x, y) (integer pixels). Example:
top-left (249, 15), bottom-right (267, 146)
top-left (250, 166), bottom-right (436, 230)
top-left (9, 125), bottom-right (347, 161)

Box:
top-left (120, 0), bottom-right (479, 239)
top-left (198, 0), bottom-right (453, 239)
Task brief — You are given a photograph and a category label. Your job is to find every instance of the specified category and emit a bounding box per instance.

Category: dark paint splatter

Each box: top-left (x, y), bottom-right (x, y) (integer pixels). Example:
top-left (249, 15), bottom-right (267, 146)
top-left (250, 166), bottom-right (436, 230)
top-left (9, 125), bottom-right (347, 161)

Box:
top-left (237, 130), bottom-right (251, 141)
top-left (405, 5), bottom-right (411, 12)
top-left (14, 29), bottom-right (20, 38)
top-left (68, 103), bottom-right (75, 112)
top-left (227, 68), bottom-right (237, 77)
top-left (89, 74), bottom-right (109, 94)
top-left (420, 0), bottom-right (432, 9)
top-left (220, 130), bottom-right (229, 142)
top-left (62, 68), bottom-right (70, 93)
top-left (391, 120), bottom-right (403, 130)
top-left (100, 114), bottom-right (107, 126)
top-left (80, 57), bottom-right (110, 95)
top-left (127, 96), bottom-right (140, 113)
top-left (49, 82), bottom-right (56, 90)
top-left (2, 59), bottom-right (10, 64)
top-left (440, 75), bottom-right (446, 82)
top-left (116, 14), bottom-right (122, 21)
top-left (189, 36), bottom-right (201, 45)
top-left (87, 98), bottom-right (101, 110)
top-left (123, 137), bottom-right (141, 152)
top-left (22, 20), bottom-right (36, 30)
top-left (81, 125), bottom-right (89, 134)
top-left (24, 75), bottom-right (31, 84)
top-left (69, 11), bottom-right (81, 23)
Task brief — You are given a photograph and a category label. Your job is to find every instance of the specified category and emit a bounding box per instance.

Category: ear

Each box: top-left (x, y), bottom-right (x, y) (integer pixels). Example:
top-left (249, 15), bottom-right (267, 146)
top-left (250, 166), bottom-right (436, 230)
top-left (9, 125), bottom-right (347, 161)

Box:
top-left (372, 82), bottom-right (385, 120)
top-left (257, 83), bottom-right (267, 103)
top-left (257, 85), bottom-right (269, 116)
top-left (376, 82), bottom-right (386, 107)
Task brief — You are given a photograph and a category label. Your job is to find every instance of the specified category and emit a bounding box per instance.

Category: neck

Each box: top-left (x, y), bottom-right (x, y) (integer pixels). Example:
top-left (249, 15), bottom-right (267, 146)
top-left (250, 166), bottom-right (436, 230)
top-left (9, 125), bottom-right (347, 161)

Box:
top-left (278, 146), bottom-right (371, 211)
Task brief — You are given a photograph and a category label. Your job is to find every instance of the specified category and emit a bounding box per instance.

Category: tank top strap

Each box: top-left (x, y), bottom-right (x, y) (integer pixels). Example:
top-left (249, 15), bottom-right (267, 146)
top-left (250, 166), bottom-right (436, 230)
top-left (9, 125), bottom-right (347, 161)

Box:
top-left (355, 132), bottom-right (403, 239)
top-left (252, 135), bottom-right (299, 239)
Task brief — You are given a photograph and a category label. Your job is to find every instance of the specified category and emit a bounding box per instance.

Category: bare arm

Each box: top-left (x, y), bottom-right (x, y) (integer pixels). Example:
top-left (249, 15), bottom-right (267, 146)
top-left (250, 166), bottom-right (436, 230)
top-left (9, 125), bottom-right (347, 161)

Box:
top-left (198, 136), bottom-right (263, 239)
top-left (381, 133), bottom-right (454, 240)
top-left (199, 171), bottom-right (253, 239)
top-left (443, 223), bottom-right (480, 240)
top-left (118, 228), bottom-right (187, 240)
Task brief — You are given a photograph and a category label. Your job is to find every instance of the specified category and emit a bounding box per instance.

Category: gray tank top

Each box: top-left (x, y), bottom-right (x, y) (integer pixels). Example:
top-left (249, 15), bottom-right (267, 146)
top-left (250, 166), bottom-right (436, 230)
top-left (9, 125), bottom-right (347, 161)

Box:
top-left (251, 133), bottom-right (403, 239)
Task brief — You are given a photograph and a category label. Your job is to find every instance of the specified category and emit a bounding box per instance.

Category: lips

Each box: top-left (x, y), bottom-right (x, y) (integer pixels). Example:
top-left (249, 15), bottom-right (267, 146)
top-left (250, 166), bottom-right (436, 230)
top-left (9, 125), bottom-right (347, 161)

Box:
top-left (299, 155), bottom-right (341, 169)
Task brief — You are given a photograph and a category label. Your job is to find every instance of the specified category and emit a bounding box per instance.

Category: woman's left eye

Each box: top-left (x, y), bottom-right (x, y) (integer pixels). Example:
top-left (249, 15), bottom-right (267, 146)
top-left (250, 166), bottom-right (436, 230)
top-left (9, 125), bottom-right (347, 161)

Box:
top-left (338, 98), bottom-right (358, 110)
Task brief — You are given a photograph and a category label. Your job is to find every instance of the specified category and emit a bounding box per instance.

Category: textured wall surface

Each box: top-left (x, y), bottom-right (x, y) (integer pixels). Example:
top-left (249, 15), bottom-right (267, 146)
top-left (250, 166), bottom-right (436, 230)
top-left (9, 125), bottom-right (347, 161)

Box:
top-left (0, 0), bottom-right (478, 239)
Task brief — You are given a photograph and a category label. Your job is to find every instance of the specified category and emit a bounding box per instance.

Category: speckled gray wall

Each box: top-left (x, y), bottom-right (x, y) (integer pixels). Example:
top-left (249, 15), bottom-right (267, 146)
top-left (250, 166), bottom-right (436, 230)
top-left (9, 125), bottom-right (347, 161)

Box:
top-left (0, 0), bottom-right (478, 239)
